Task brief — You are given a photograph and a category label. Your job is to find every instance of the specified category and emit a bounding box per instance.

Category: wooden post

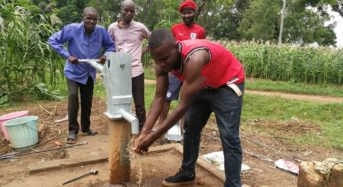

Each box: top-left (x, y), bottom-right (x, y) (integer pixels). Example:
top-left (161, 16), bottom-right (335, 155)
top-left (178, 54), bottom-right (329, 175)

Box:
top-left (108, 119), bottom-right (131, 184)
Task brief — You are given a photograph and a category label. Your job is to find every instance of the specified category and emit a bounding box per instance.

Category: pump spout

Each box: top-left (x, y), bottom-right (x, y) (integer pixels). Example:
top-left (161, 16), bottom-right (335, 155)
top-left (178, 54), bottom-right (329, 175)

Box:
top-left (118, 109), bottom-right (139, 134)
top-left (79, 59), bottom-right (104, 73)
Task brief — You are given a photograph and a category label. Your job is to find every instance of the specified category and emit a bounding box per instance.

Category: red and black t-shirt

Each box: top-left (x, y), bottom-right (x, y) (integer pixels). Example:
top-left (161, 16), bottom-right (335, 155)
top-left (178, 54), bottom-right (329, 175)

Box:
top-left (171, 39), bottom-right (245, 88)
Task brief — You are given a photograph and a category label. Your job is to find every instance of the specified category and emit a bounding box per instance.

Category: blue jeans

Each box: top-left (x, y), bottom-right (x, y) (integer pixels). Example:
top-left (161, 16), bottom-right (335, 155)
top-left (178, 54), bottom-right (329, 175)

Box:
top-left (182, 83), bottom-right (244, 187)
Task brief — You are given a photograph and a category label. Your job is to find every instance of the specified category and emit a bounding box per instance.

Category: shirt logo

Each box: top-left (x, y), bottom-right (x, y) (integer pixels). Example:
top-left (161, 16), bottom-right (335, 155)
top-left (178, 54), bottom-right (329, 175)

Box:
top-left (190, 33), bottom-right (197, 39)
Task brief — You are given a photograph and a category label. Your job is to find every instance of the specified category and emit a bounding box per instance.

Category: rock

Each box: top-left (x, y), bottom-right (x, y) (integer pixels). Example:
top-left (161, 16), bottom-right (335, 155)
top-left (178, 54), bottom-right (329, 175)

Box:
top-left (298, 159), bottom-right (343, 187)
top-left (327, 163), bottom-right (343, 187)
top-left (298, 162), bottom-right (324, 187)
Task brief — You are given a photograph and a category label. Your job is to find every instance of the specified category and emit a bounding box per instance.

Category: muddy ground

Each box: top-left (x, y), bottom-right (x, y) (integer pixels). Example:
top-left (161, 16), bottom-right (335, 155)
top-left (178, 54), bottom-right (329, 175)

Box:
top-left (0, 97), bottom-right (342, 187)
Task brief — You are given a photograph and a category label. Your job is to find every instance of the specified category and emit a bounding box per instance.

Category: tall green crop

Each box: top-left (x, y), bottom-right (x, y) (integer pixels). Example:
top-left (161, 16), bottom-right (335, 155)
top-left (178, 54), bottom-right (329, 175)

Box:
top-left (226, 41), bottom-right (343, 85)
top-left (0, 1), bottom-right (63, 104)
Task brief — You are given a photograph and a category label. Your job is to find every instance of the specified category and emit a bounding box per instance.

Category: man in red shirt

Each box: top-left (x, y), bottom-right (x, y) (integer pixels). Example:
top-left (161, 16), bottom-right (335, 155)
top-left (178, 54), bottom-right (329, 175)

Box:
top-left (158, 0), bottom-right (206, 127)
top-left (134, 29), bottom-right (244, 187)
top-left (172, 0), bottom-right (206, 41)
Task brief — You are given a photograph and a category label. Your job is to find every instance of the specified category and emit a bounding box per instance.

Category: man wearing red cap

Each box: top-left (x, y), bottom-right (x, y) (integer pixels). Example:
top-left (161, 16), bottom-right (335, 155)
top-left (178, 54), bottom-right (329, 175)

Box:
top-left (158, 0), bottom-right (206, 128)
top-left (174, 0), bottom-right (206, 41)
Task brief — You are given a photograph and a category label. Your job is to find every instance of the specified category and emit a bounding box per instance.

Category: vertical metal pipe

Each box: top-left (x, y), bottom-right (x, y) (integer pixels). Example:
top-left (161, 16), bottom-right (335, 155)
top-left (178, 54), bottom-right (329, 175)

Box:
top-left (108, 119), bottom-right (131, 185)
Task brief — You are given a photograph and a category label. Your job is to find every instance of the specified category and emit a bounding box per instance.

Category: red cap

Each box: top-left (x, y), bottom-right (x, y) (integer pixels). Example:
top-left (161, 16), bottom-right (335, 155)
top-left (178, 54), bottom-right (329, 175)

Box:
top-left (179, 0), bottom-right (197, 13)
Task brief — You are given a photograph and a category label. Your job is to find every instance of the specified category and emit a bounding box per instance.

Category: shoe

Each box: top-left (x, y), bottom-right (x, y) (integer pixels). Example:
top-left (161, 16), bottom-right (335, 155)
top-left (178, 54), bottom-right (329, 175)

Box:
top-left (81, 129), bottom-right (98, 136)
top-left (66, 132), bottom-right (77, 144)
top-left (162, 169), bottom-right (195, 186)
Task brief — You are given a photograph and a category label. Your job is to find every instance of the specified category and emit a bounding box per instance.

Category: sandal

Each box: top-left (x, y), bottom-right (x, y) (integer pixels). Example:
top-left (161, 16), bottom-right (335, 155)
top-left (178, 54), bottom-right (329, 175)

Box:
top-left (81, 129), bottom-right (98, 136)
top-left (66, 132), bottom-right (77, 144)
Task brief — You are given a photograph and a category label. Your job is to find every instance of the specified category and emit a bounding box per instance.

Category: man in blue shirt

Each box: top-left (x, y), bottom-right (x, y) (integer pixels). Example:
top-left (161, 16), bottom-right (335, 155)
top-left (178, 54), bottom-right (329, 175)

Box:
top-left (49, 7), bottom-right (115, 144)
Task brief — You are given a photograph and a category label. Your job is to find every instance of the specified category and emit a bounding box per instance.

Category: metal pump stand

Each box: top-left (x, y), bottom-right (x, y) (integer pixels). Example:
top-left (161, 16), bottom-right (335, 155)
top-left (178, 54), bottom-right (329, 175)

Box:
top-left (80, 52), bottom-right (138, 185)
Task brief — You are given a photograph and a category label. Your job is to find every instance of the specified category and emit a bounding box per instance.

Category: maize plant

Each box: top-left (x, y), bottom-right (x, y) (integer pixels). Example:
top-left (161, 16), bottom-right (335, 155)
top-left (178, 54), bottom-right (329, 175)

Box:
top-left (0, 0), bottom-right (64, 104)
top-left (225, 41), bottom-right (343, 85)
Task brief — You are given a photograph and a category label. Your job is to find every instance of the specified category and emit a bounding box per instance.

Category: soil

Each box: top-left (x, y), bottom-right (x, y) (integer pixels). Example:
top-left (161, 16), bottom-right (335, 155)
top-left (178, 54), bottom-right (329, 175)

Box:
top-left (0, 92), bottom-right (342, 186)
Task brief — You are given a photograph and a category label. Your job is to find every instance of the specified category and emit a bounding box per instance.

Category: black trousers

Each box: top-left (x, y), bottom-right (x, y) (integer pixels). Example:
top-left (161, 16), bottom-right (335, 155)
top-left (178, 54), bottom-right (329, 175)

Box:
top-left (132, 73), bottom-right (146, 129)
top-left (67, 77), bottom-right (94, 134)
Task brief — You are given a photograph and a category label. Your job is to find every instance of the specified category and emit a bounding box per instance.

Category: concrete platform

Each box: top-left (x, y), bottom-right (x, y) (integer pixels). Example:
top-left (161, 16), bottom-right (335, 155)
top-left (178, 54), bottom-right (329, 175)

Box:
top-left (28, 135), bottom-right (225, 183)
top-left (28, 135), bottom-right (109, 173)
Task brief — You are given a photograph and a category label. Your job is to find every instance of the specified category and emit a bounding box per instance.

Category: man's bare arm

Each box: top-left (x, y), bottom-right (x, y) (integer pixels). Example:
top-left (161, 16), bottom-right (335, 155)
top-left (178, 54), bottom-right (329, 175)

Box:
top-left (149, 49), bottom-right (210, 139)
top-left (140, 65), bottom-right (168, 135)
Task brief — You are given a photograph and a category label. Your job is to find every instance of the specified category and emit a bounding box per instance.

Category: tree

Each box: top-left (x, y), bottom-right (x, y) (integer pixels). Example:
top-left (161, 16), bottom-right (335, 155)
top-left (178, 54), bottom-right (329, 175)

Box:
top-left (283, 8), bottom-right (336, 45)
top-left (330, 1), bottom-right (343, 17)
top-left (196, 0), bottom-right (236, 39)
top-left (301, 0), bottom-right (343, 17)
top-left (87, 0), bottom-right (120, 26)
top-left (238, 0), bottom-right (281, 41)
top-left (237, 0), bottom-right (336, 45)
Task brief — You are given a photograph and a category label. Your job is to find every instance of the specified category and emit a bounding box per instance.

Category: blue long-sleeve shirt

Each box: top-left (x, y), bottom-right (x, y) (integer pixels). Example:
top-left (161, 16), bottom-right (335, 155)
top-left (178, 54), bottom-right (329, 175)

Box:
top-left (48, 22), bottom-right (115, 84)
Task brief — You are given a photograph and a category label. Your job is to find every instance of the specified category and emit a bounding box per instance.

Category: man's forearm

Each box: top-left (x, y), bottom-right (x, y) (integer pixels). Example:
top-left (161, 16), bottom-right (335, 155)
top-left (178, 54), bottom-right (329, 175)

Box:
top-left (141, 95), bottom-right (165, 134)
top-left (152, 103), bottom-right (188, 139)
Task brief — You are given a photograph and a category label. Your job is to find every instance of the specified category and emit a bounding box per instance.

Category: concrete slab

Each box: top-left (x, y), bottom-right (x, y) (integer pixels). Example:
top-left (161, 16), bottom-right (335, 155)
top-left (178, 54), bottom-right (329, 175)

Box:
top-left (28, 135), bottom-right (225, 183)
top-left (28, 135), bottom-right (109, 173)
top-left (151, 143), bottom-right (225, 182)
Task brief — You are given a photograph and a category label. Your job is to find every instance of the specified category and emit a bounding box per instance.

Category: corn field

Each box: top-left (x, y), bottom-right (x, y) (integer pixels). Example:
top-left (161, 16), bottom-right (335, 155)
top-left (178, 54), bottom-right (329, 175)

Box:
top-left (225, 41), bottom-right (343, 85)
top-left (0, 1), bottom-right (63, 104)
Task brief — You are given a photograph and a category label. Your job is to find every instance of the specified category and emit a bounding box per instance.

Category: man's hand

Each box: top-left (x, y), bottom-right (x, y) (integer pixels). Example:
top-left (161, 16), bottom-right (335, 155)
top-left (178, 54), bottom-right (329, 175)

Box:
top-left (99, 55), bottom-right (107, 64)
top-left (68, 56), bottom-right (79, 64)
top-left (132, 133), bottom-right (154, 154)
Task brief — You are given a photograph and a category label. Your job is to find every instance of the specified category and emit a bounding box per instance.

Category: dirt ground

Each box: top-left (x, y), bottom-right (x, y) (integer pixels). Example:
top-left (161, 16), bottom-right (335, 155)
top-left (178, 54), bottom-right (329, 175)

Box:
top-left (0, 95), bottom-right (342, 187)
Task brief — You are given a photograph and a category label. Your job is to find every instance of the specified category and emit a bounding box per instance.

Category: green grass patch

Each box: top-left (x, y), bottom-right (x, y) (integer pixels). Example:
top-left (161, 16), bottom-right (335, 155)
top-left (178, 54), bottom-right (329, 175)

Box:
top-left (242, 94), bottom-right (343, 149)
top-left (144, 64), bottom-right (156, 80)
top-left (145, 83), bottom-right (343, 149)
top-left (145, 84), bottom-right (156, 109)
top-left (246, 78), bottom-right (343, 97)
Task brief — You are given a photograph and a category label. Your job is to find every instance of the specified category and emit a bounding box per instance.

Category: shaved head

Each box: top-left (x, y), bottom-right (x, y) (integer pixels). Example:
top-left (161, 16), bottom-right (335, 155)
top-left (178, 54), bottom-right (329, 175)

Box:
top-left (148, 29), bottom-right (176, 49)
top-left (83, 7), bottom-right (97, 17)
top-left (122, 0), bottom-right (135, 8)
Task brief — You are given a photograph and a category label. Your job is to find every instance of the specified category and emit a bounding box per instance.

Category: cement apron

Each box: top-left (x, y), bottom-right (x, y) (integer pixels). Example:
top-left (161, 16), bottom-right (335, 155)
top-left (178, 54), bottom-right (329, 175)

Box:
top-left (28, 135), bottom-right (224, 182)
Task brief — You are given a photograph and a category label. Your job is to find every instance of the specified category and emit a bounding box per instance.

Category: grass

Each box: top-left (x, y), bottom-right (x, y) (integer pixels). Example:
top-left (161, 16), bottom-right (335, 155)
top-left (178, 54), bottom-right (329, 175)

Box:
top-left (246, 78), bottom-right (343, 97)
top-left (241, 94), bottom-right (343, 149)
top-left (145, 83), bottom-right (343, 150)
top-left (143, 64), bottom-right (156, 80)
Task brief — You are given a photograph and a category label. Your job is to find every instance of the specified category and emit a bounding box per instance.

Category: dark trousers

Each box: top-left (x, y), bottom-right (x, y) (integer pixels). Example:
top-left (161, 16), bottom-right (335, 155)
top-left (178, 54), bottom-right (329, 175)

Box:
top-left (182, 84), bottom-right (244, 187)
top-left (132, 73), bottom-right (146, 129)
top-left (67, 77), bottom-right (94, 134)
